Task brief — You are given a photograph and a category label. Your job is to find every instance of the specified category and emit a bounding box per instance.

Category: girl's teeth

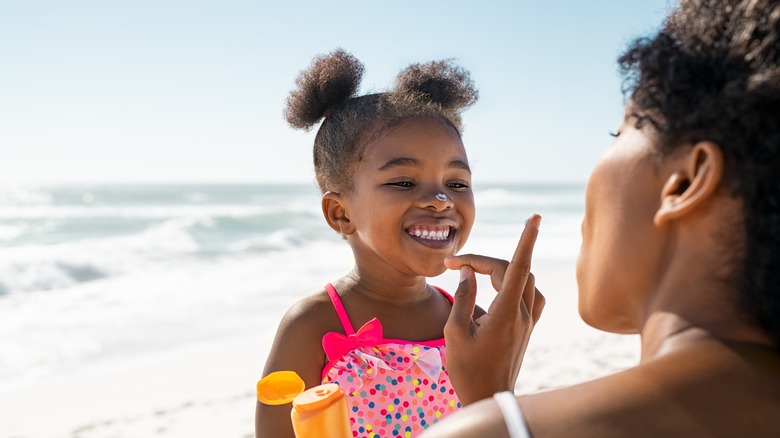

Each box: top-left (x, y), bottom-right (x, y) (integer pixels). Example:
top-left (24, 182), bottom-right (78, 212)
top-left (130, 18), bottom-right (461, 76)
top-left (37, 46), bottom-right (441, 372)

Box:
top-left (408, 227), bottom-right (450, 240)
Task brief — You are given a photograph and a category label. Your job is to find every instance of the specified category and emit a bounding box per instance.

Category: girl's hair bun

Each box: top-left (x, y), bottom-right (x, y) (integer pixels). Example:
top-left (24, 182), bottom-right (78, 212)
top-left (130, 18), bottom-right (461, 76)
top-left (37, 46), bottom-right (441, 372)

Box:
top-left (284, 49), bottom-right (364, 130)
top-left (393, 60), bottom-right (478, 111)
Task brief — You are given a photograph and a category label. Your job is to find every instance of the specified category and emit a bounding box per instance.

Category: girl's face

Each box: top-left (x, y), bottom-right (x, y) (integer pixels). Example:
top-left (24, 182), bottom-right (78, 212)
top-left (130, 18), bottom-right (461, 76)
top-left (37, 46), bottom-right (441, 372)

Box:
top-left (344, 116), bottom-right (475, 278)
top-left (576, 113), bottom-right (666, 333)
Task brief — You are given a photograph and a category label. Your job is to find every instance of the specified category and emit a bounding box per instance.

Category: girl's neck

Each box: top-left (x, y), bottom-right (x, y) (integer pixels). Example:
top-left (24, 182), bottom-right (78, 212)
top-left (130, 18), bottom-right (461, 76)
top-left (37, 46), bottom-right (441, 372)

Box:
top-left (339, 268), bottom-right (433, 307)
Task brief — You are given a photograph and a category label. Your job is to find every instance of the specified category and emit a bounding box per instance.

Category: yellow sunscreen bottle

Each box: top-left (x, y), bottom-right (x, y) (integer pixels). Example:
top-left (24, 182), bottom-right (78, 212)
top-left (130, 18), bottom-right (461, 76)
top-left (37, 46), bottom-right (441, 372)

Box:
top-left (257, 371), bottom-right (351, 438)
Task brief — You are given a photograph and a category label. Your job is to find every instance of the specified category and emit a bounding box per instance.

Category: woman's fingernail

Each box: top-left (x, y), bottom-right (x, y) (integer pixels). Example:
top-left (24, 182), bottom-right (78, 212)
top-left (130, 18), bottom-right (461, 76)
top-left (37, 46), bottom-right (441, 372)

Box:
top-left (460, 266), bottom-right (470, 282)
top-left (525, 214), bottom-right (541, 230)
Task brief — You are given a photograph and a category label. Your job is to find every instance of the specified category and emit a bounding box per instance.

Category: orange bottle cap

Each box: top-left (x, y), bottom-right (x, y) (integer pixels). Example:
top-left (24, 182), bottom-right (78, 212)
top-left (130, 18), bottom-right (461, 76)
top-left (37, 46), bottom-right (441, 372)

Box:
top-left (256, 371), bottom-right (306, 405)
top-left (292, 384), bottom-right (344, 413)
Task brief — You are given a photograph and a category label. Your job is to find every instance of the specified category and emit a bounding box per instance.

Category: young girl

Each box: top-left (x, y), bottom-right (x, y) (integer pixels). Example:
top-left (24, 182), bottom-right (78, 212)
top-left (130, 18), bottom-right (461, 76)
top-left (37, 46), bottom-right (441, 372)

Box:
top-left (255, 49), bottom-right (483, 438)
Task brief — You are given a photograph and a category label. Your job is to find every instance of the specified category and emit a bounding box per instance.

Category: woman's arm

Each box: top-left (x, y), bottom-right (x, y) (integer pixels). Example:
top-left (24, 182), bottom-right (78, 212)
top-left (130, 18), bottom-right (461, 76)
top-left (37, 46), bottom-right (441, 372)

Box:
top-left (421, 396), bottom-right (511, 437)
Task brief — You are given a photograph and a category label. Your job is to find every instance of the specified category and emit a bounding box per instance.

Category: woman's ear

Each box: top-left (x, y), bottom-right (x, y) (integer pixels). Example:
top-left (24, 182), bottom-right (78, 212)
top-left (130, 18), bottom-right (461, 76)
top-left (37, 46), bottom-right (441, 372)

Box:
top-left (322, 191), bottom-right (355, 236)
top-left (654, 141), bottom-right (724, 226)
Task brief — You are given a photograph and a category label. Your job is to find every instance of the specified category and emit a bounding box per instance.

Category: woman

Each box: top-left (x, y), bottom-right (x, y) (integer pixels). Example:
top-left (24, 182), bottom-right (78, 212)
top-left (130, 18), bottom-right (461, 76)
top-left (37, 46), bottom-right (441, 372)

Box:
top-left (424, 0), bottom-right (780, 436)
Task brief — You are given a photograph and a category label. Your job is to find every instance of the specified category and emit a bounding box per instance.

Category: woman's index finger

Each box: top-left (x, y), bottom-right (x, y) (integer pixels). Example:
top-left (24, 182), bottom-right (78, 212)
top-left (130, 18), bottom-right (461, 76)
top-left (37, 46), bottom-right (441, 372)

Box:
top-left (493, 214), bottom-right (541, 313)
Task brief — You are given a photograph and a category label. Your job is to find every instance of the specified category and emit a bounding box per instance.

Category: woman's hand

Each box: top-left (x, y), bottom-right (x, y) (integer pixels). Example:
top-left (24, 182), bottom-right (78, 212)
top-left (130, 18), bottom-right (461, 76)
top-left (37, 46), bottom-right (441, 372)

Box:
top-left (443, 214), bottom-right (545, 405)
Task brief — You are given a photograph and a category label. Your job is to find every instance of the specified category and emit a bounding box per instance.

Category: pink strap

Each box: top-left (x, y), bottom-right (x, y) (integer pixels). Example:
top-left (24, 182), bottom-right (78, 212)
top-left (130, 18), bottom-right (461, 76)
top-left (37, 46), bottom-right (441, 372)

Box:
top-left (325, 283), bottom-right (453, 336)
top-left (325, 283), bottom-right (356, 335)
top-left (433, 286), bottom-right (454, 304)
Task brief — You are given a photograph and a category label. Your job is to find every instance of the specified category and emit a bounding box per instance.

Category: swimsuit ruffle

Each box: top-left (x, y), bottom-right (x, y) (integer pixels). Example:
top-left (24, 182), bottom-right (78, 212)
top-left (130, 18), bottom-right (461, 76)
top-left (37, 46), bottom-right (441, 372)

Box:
top-left (324, 343), bottom-right (446, 395)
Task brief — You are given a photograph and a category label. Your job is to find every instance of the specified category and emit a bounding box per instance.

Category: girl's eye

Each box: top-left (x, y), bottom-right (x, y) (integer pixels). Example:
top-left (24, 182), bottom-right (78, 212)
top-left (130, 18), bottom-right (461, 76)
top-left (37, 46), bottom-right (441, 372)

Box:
top-left (389, 181), bottom-right (415, 188)
top-left (447, 181), bottom-right (470, 190)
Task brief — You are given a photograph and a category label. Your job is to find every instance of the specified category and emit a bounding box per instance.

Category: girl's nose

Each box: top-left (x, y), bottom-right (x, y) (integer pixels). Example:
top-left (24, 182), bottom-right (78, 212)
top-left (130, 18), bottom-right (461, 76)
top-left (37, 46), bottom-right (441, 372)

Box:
top-left (423, 191), bottom-right (453, 211)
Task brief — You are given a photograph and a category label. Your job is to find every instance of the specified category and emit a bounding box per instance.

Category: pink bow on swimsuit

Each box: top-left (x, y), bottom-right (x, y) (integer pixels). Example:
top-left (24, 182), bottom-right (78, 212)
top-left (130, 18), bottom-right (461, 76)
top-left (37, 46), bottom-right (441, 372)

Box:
top-left (322, 317), bottom-right (384, 361)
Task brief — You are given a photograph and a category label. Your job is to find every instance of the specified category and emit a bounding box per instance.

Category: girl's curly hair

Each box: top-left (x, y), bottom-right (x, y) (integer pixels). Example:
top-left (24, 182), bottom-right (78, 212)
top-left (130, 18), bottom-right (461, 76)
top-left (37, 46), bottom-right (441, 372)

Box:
top-left (619, 0), bottom-right (780, 345)
top-left (284, 49), bottom-right (478, 193)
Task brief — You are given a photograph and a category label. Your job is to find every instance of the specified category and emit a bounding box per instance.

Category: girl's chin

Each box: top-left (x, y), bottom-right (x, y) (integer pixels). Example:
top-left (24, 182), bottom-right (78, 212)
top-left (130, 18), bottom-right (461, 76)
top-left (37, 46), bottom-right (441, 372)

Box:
top-left (418, 263), bottom-right (448, 278)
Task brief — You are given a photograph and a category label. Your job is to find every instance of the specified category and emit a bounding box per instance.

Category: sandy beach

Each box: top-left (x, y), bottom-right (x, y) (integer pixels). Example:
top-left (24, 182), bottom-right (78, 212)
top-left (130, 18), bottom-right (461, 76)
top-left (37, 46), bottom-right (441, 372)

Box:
top-left (0, 261), bottom-right (639, 438)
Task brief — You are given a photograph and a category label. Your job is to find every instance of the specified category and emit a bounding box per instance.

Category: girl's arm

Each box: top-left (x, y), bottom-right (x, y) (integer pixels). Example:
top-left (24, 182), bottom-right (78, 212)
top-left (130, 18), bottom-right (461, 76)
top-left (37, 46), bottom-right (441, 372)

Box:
top-left (255, 297), bottom-right (330, 438)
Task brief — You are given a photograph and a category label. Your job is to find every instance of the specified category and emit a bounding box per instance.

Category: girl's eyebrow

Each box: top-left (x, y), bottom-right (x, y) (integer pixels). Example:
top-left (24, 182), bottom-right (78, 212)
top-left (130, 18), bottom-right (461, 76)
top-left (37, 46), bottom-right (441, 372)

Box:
top-left (377, 157), bottom-right (471, 173)
top-left (450, 160), bottom-right (472, 172)
top-left (378, 157), bottom-right (419, 171)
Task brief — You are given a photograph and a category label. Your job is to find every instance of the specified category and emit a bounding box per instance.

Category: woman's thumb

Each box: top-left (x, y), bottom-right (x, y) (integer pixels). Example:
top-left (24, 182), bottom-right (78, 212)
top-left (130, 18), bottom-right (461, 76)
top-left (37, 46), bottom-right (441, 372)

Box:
top-left (446, 266), bottom-right (477, 332)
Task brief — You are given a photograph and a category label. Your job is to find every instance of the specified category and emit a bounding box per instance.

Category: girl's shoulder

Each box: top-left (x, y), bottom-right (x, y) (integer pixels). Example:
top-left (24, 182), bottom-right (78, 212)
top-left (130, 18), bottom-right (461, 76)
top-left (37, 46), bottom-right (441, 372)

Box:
top-left (263, 287), bottom-right (344, 379)
top-left (278, 287), bottom-right (343, 335)
top-left (283, 287), bottom-right (331, 317)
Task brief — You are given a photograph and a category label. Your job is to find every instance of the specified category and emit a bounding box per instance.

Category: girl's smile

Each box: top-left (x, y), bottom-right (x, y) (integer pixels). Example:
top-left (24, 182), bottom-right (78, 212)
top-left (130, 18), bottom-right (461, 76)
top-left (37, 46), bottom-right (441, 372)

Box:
top-left (406, 220), bottom-right (457, 249)
top-left (407, 225), bottom-right (451, 241)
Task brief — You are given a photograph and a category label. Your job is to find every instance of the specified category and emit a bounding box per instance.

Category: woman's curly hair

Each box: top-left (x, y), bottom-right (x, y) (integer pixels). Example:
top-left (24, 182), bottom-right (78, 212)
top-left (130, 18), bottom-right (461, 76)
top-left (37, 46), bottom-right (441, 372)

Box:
top-left (284, 49), bottom-right (478, 193)
top-left (619, 0), bottom-right (780, 345)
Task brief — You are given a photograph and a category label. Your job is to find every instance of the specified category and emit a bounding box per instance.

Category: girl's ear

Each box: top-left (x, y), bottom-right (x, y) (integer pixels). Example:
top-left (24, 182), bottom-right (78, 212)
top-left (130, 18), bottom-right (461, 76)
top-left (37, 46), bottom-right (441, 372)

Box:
top-left (654, 141), bottom-right (724, 226)
top-left (322, 191), bottom-right (356, 236)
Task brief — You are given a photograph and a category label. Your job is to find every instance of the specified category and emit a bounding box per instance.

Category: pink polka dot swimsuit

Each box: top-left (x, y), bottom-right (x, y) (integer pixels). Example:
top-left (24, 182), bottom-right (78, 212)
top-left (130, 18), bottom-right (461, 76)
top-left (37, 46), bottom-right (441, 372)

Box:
top-left (321, 283), bottom-right (461, 438)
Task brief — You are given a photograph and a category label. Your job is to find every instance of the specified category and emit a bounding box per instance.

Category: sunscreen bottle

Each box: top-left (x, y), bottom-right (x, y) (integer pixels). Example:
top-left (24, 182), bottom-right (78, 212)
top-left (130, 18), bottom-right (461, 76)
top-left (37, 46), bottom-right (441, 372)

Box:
top-left (290, 383), bottom-right (351, 438)
top-left (257, 371), bottom-right (351, 438)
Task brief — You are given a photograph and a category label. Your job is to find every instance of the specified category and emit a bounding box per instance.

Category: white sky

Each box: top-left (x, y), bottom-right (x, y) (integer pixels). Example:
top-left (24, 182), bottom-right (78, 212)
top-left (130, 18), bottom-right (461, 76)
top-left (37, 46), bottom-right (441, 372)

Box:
top-left (0, 1), bottom-right (672, 184)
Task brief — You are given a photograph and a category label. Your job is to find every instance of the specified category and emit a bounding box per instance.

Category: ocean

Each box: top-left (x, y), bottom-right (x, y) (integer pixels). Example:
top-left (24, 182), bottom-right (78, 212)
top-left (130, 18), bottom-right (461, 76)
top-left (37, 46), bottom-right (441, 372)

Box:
top-left (0, 182), bottom-right (586, 392)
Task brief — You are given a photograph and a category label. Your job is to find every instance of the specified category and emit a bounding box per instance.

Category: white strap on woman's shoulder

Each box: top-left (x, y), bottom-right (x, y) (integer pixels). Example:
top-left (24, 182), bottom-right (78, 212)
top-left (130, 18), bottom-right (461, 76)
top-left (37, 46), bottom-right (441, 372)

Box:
top-left (493, 391), bottom-right (531, 438)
